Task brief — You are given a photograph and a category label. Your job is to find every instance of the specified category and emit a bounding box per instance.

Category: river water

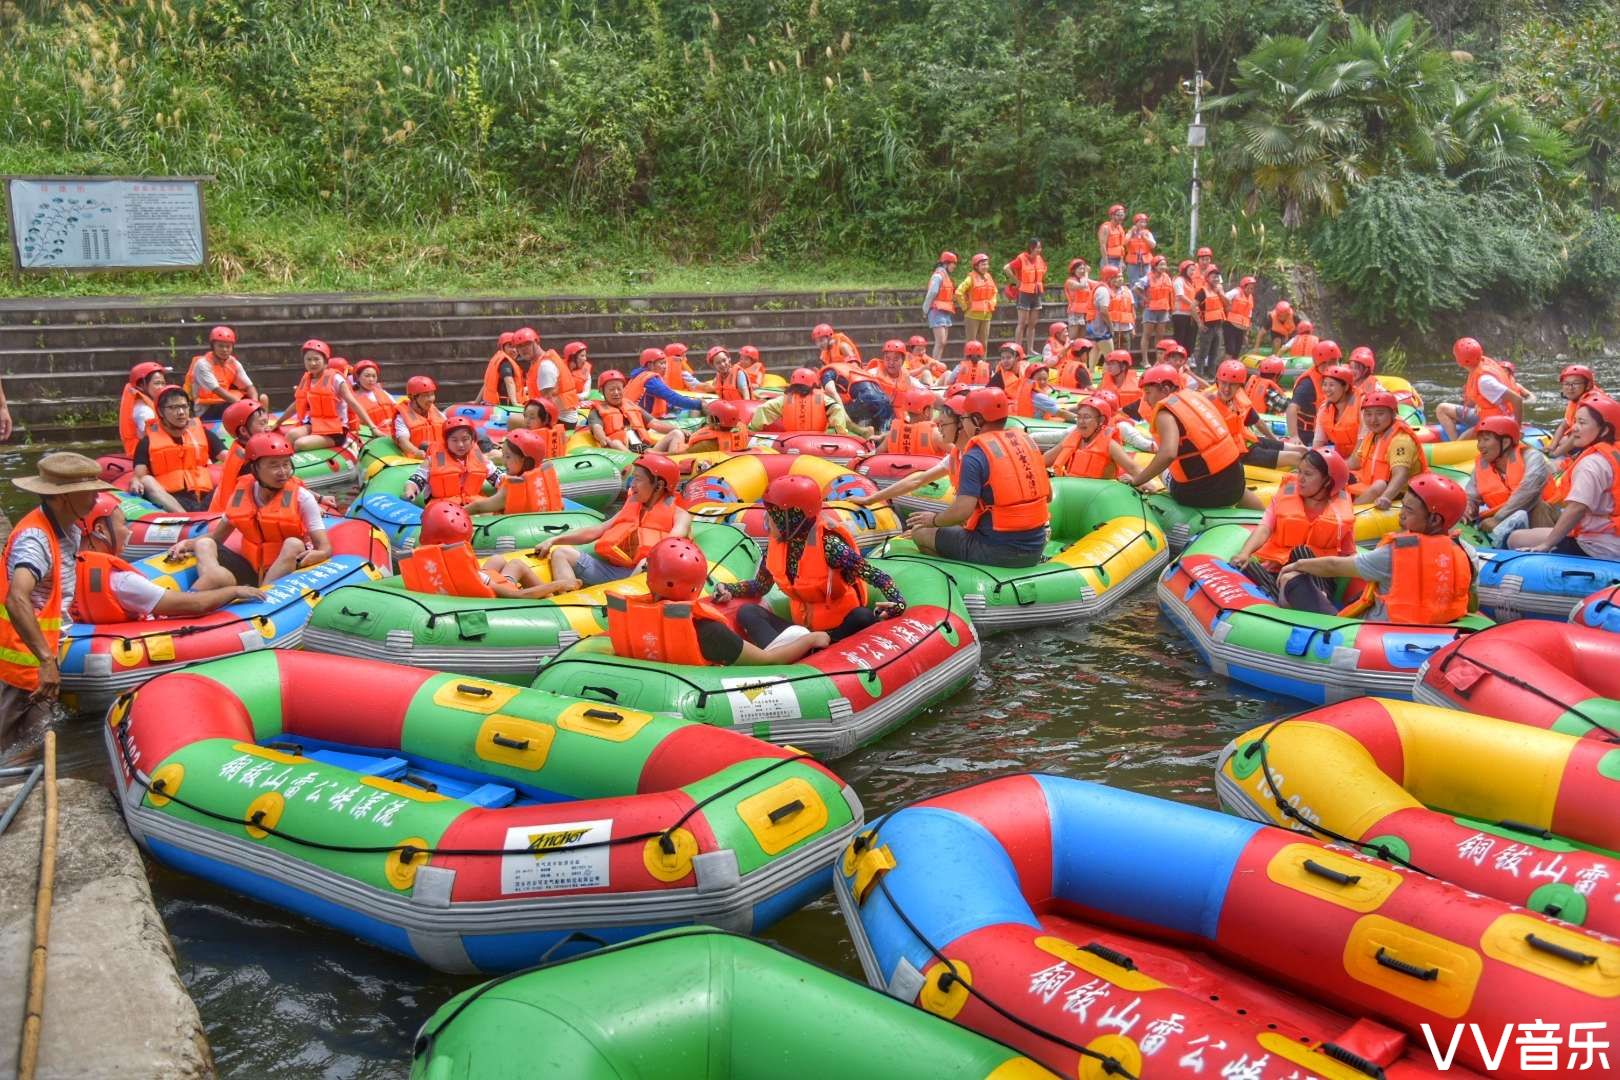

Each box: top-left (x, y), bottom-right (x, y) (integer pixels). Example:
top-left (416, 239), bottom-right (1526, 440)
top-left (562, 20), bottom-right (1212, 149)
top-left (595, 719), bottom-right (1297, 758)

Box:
top-left (0, 347), bottom-right (1609, 1077)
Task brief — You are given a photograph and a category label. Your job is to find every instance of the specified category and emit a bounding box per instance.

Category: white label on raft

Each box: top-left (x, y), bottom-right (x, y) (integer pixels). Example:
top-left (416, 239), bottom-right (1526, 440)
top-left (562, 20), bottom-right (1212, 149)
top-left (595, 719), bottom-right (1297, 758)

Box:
top-left (500, 819), bottom-right (611, 895)
top-left (720, 676), bottom-right (800, 723)
top-left (140, 524), bottom-right (184, 544)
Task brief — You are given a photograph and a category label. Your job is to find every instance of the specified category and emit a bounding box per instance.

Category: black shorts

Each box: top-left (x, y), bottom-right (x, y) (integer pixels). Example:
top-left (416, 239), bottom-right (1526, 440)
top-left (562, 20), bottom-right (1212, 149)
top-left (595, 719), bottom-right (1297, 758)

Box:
top-left (1243, 440), bottom-right (1284, 469)
top-left (1016, 291), bottom-right (1044, 311)
top-left (173, 490), bottom-right (212, 513)
top-left (1168, 459), bottom-right (1247, 508)
top-left (933, 525), bottom-right (1047, 567)
top-left (216, 547), bottom-right (263, 587)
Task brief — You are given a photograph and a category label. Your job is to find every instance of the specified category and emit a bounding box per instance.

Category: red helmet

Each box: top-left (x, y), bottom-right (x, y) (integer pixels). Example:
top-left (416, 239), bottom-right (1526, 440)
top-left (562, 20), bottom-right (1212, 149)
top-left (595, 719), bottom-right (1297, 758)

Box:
top-left (812, 323), bottom-right (834, 340)
top-left (128, 361), bottom-right (167, 386)
top-left (563, 341), bottom-right (588, 361)
top-left (1311, 339), bottom-right (1342, 366)
top-left (513, 327), bottom-right (540, 346)
top-left (634, 453), bottom-right (680, 492)
top-left (706, 345), bottom-right (729, 366)
top-left (901, 388), bottom-right (937, 415)
top-left (705, 399), bottom-right (743, 428)
top-left (497, 331), bottom-right (516, 349)
top-left (1068, 258), bottom-right (1087, 275)
top-left (301, 338), bottom-right (332, 359)
top-left (1239, 276), bottom-right (1256, 287)
top-left (1026, 363), bottom-right (1052, 382)
top-left (1296, 320), bottom-right (1314, 334)
top-left (327, 355), bottom-right (350, 372)
top-left (963, 340), bottom-right (986, 358)
top-left (1069, 339), bottom-right (1095, 355)
top-left (1274, 300), bottom-right (1293, 315)
top-left (764, 473), bottom-right (823, 517)
top-left (598, 369), bottom-right (627, 386)
top-left (739, 345), bottom-right (761, 363)
top-left (1179, 259), bottom-right (1195, 274)
top-left (1160, 341), bottom-right (1189, 358)
top-left (505, 428), bottom-right (552, 464)
top-left (1133, 213), bottom-right (1148, 224)
top-left (939, 250), bottom-right (958, 264)
top-left (1105, 349), bottom-right (1134, 368)
top-left (907, 335), bottom-right (927, 349)
top-left (1258, 356), bottom-right (1287, 377)
top-left (442, 416), bottom-right (478, 441)
top-left (406, 375), bottom-right (437, 396)
top-left (1203, 264), bottom-right (1221, 277)
top-left (527, 397), bottom-right (559, 427)
top-left (244, 432), bottom-right (294, 463)
top-left (972, 252), bottom-right (988, 266)
top-left (1360, 390), bottom-right (1398, 412)
top-left (1099, 265), bottom-right (1121, 281)
top-left (79, 492), bottom-right (121, 536)
top-left (1475, 415), bottom-right (1521, 443)
top-left (1305, 447), bottom-right (1351, 496)
top-left (645, 537), bottom-right (708, 602)
top-left (1349, 346), bottom-right (1376, 373)
top-left (1076, 395), bottom-right (1115, 421)
top-left (1049, 321), bottom-right (1067, 337)
top-left (1579, 391), bottom-right (1620, 433)
top-left (1561, 364), bottom-right (1595, 386)
top-left (209, 325), bottom-right (236, 344)
top-left (353, 359), bottom-right (380, 377)
top-left (1153, 255), bottom-right (1168, 267)
top-left (1109, 203), bottom-right (1125, 215)
top-left (419, 501), bottom-right (474, 546)
top-left (999, 342), bottom-right (1026, 360)
top-left (1501, 360), bottom-right (1517, 377)
top-left (664, 342), bottom-right (689, 357)
top-left (1452, 337), bottom-right (1483, 367)
top-left (941, 387), bottom-right (973, 417)
top-left (1406, 474), bottom-right (1467, 530)
top-left (1216, 360), bottom-right (1249, 385)
top-left (222, 399), bottom-right (266, 439)
top-left (1196, 246), bottom-right (1213, 258)
top-left (1322, 364), bottom-right (1357, 387)
top-left (964, 386), bottom-right (1011, 423)
top-left (1141, 363), bottom-right (1182, 388)
top-left (789, 367), bottom-right (820, 388)
top-left (639, 347), bottom-right (665, 368)
top-left (883, 338), bottom-right (906, 355)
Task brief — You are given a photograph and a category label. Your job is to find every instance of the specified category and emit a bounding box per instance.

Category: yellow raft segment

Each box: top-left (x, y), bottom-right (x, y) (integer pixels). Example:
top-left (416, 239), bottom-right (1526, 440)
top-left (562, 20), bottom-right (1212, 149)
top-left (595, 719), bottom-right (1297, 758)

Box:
top-left (681, 450), bottom-right (901, 550)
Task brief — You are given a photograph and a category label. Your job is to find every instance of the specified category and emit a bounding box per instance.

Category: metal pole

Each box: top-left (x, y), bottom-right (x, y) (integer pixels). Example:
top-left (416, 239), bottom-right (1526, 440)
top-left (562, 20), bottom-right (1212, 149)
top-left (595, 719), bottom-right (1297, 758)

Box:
top-left (1189, 68), bottom-right (1203, 258)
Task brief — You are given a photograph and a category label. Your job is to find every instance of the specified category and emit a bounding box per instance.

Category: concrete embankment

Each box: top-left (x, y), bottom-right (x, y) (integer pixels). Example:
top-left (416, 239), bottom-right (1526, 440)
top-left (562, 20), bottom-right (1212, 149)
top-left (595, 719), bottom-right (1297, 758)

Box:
top-left (0, 776), bottom-right (212, 1079)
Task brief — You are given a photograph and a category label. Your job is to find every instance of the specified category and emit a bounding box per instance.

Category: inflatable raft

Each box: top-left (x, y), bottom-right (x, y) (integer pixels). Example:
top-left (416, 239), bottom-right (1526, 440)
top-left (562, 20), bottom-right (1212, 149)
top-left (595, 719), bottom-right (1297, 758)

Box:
top-left (302, 523), bottom-right (761, 681)
top-left (354, 448), bottom-right (629, 515)
top-left (1158, 523), bottom-right (1490, 703)
top-left (1474, 548), bottom-right (1620, 621)
top-left (410, 927), bottom-right (1044, 1079)
top-left (98, 435), bottom-right (380, 496)
top-left (114, 493), bottom-right (220, 559)
top-left (60, 518), bottom-right (390, 713)
top-left (346, 460), bottom-right (610, 548)
top-left (1144, 494), bottom-right (1402, 554)
top-left (838, 773), bottom-right (1615, 1080)
top-left (877, 477), bottom-right (1168, 632)
top-left (529, 559), bottom-right (978, 758)
top-left (768, 432), bottom-right (871, 464)
top-left (1217, 697), bottom-right (1620, 936)
top-left (1572, 582), bottom-right (1620, 632)
top-left (106, 651), bottom-right (863, 974)
top-left (681, 451), bottom-right (901, 551)
top-left (1414, 619), bottom-right (1620, 739)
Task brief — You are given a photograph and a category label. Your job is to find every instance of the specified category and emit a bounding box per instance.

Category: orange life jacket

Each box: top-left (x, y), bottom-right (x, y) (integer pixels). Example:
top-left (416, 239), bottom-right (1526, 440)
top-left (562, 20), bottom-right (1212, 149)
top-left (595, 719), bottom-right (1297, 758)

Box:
top-left (146, 422), bottom-right (213, 497)
top-left (184, 354), bottom-right (246, 407)
top-left (399, 542), bottom-right (494, 598)
top-left (594, 495), bottom-right (679, 568)
top-left (1107, 286), bottom-right (1135, 326)
top-left (737, 358), bottom-right (765, 391)
top-left (1295, 365), bottom-right (1326, 433)
top-left (591, 400), bottom-right (651, 441)
top-left (1066, 277), bottom-right (1096, 320)
top-left (565, 359), bottom-right (591, 409)
top-left (955, 359), bottom-right (991, 385)
top-left (1101, 368), bottom-right (1143, 412)
top-left (503, 465), bottom-right (564, 513)
top-left (1124, 230), bottom-right (1154, 265)
top-left (1146, 272), bottom-right (1173, 313)
top-left (481, 350), bottom-right (526, 406)
top-left (1253, 479), bottom-right (1353, 568)
top-left (1271, 309), bottom-right (1297, 337)
top-left (1051, 425), bottom-right (1119, 479)
top-left (1245, 374), bottom-right (1285, 415)
top-left (1463, 357), bottom-right (1517, 421)
top-left (354, 386), bottom-right (396, 432)
top-left (1056, 358), bottom-right (1090, 391)
top-left (295, 369), bottom-right (345, 436)
top-left (1315, 394), bottom-right (1361, 457)
top-left (0, 508), bottom-right (63, 691)
top-left (224, 477), bottom-right (310, 575)
top-left (210, 443), bottom-right (249, 513)
top-left (767, 517), bottom-right (869, 631)
top-left (1565, 442), bottom-right (1620, 536)
top-left (930, 270), bottom-right (957, 313)
top-left (1101, 223), bottom-right (1125, 260)
top-left (1351, 419), bottom-right (1427, 492)
top-left (623, 369), bottom-right (667, 419)
top-left (963, 429), bottom-right (1052, 532)
top-left (1343, 533), bottom-right (1473, 625)
top-left (395, 401), bottom-right (445, 450)
top-left (1473, 451), bottom-right (1528, 516)
top-left (426, 444), bottom-right (490, 505)
top-left (714, 367), bottom-right (751, 402)
top-left (524, 423), bottom-right (568, 460)
top-left (778, 392), bottom-right (829, 433)
top-left (1147, 392), bottom-right (1241, 483)
top-left (818, 333), bottom-right (863, 368)
top-left (965, 272), bottom-right (998, 316)
top-left (1206, 386), bottom-right (1257, 447)
top-left (686, 426), bottom-right (752, 453)
top-left (1201, 288), bottom-right (1229, 324)
top-left (884, 418), bottom-right (947, 456)
top-left (536, 351), bottom-right (582, 414)
top-left (1013, 253), bottom-right (1047, 294)
top-left (1173, 276), bottom-right (1198, 316)
top-left (118, 384), bottom-right (157, 456)
top-left (1228, 291), bottom-right (1255, 329)
top-left (605, 592), bottom-right (729, 666)
top-left (1287, 334), bottom-right (1319, 358)
top-left (72, 550), bottom-right (145, 624)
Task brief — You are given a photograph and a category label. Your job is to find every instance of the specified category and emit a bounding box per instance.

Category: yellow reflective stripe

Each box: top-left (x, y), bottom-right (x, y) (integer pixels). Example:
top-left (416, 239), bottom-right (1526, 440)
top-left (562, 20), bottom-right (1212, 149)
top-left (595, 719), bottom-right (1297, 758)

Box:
top-left (0, 644), bottom-right (43, 668)
top-left (0, 611), bottom-right (61, 631)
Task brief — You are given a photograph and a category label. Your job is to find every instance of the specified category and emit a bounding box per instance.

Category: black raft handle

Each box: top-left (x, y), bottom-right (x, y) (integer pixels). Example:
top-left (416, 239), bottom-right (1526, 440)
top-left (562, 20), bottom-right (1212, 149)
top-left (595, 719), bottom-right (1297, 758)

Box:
top-left (1080, 942), bottom-right (1138, 971)
top-left (1526, 933), bottom-right (1598, 966)
top-left (1304, 858), bottom-right (1361, 886)
top-left (768, 800), bottom-right (805, 825)
top-left (582, 708), bottom-right (624, 722)
top-left (455, 683), bottom-right (494, 698)
top-left (491, 733), bottom-right (529, 750)
top-left (1375, 947), bottom-right (1438, 981)
top-left (582, 685), bottom-right (620, 702)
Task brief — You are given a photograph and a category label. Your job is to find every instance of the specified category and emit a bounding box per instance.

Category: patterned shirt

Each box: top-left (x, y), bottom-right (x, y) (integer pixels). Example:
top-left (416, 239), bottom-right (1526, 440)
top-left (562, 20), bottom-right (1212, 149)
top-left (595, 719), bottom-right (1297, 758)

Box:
top-left (734, 527), bottom-right (905, 611)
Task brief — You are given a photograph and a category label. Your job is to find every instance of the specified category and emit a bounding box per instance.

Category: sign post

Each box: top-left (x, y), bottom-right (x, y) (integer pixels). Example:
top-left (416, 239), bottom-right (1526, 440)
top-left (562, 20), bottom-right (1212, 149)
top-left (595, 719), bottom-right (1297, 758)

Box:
top-left (4, 176), bottom-right (209, 273)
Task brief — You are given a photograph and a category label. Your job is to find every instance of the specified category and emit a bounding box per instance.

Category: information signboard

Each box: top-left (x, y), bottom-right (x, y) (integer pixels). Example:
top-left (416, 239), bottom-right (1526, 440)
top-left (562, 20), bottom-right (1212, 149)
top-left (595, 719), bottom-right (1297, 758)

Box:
top-left (4, 176), bottom-right (208, 272)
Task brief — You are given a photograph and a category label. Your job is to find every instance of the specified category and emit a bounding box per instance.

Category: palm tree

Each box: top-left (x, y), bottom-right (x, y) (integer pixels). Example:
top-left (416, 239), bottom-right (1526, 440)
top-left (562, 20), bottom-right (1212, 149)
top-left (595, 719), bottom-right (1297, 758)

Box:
top-left (1340, 14), bottom-right (1456, 170)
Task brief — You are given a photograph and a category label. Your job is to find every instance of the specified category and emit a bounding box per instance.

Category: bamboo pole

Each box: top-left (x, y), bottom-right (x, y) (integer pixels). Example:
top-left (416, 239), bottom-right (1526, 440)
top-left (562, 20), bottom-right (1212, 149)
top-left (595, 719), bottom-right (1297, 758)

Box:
top-left (17, 731), bottom-right (57, 1080)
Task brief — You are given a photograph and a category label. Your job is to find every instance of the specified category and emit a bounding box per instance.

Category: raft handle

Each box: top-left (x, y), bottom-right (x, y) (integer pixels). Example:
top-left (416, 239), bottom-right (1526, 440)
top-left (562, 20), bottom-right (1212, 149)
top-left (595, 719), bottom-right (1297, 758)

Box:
top-left (767, 799), bottom-right (805, 825)
top-left (1303, 858), bottom-right (1361, 886)
top-left (454, 683), bottom-right (494, 698)
top-left (582, 708), bottom-right (624, 722)
top-left (1079, 942), bottom-right (1137, 971)
top-left (1496, 818), bottom-right (1553, 840)
top-left (401, 773), bottom-right (439, 793)
top-left (266, 741), bottom-right (304, 756)
top-left (1526, 933), bottom-right (1598, 966)
top-left (1374, 947), bottom-right (1438, 981)
top-left (1321, 1041), bottom-right (1387, 1079)
top-left (582, 685), bottom-right (621, 702)
top-left (490, 734), bottom-right (530, 750)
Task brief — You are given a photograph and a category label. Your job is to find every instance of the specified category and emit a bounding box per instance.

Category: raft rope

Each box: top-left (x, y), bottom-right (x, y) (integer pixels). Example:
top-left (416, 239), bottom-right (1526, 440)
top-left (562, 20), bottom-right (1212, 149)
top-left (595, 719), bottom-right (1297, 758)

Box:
top-left (1432, 645), bottom-right (1620, 741)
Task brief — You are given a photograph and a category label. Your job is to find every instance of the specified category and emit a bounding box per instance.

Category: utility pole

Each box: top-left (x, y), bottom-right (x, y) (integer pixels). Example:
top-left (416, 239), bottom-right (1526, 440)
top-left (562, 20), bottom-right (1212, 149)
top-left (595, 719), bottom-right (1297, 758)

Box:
top-left (1183, 70), bottom-right (1207, 258)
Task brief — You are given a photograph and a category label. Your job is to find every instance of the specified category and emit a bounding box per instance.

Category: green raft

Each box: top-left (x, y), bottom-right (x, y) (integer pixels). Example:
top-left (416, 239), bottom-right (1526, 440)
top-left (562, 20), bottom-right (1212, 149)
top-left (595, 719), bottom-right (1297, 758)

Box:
top-left (355, 447), bottom-right (631, 512)
top-left (410, 927), bottom-right (1047, 1079)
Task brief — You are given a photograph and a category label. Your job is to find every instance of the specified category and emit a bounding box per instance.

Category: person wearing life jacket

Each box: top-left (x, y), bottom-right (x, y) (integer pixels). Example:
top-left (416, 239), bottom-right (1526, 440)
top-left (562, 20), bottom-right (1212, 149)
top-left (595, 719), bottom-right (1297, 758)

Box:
top-left (209, 399), bottom-right (272, 513)
top-left (537, 453), bottom-right (692, 589)
top-left (812, 323), bottom-right (863, 368)
top-left (713, 474), bottom-right (907, 647)
top-left (1064, 258), bottom-right (1098, 346)
top-left (606, 536), bottom-right (831, 667)
top-left (481, 330), bottom-right (526, 406)
top-left (278, 338), bottom-right (369, 451)
top-left (515, 397), bottom-right (570, 458)
top-left (129, 387), bottom-right (224, 513)
top-left (1226, 276), bottom-right (1258, 358)
top-left (734, 344), bottom-right (766, 391)
top-left (625, 346), bottom-right (706, 424)
top-left (907, 386), bottom-right (1052, 568)
top-left (1055, 339), bottom-right (1094, 391)
top-left (1156, 338), bottom-right (1208, 391)
top-left (464, 427), bottom-right (564, 516)
top-left (392, 376), bottom-right (445, 459)
top-left (1046, 395), bottom-right (1140, 481)
top-left (1245, 355), bottom-right (1290, 416)
top-left (1210, 359), bottom-right (1303, 471)
top-left (1099, 349), bottom-right (1144, 419)
top-left (868, 340), bottom-right (930, 417)
top-left (700, 346), bottom-right (753, 402)
top-left (1268, 301), bottom-right (1297, 350)
top-left (1285, 337), bottom-right (1338, 443)
top-left (1311, 364), bottom-right (1362, 458)
top-left (118, 361), bottom-right (170, 455)
top-left (662, 341), bottom-right (700, 389)
top-left (1232, 448), bottom-right (1355, 611)
top-left (1281, 319), bottom-right (1319, 359)
top-left (905, 335), bottom-right (948, 385)
top-left (563, 340), bottom-right (593, 408)
top-left (514, 329), bottom-right (574, 427)
top-left (1088, 266), bottom-right (1127, 357)
top-left (1004, 238), bottom-right (1048, 358)
top-left (748, 367), bottom-right (867, 436)
top-left (1103, 265), bottom-right (1137, 354)
top-left (947, 339), bottom-right (993, 387)
top-left (72, 493), bottom-right (262, 627)
top-left (849, 387), bottom-right (974, 512)
top-left (166, 432), bottom-right (331, 588)
top-left (2, 453), bottom-right (116, 746)
top-left (403, 416), bottom-right (504, 506)
top-left (1348, 389), bottom-right (1425, 509)
top-left (589, 369), bottom-right (688, 453)
top-left (1437, 336), bottom-right (1523, 440)
top-left (1192, 266), bottom-right (1229, 375)
top-left (1281, 473), bottom-right (1477, 625)
top-left (350, 359), bottom-right (396, 433)
top-left (1507, 392), bottom-right (1620, 559)
top-left (1040, 321), bottom-right (1070, 367)
top-left (1171, 260), bottom-right (1201, 353)
top-left (922, 250), bottom-right (959, 363)
top-left (1097, 204), bottom-right (1127, 271)
top-left (1122, 213), bottom-right (1156, 286)
top-left (1138, 256), bottom-right (1174, 363)
top-left (1131, 364), bottom-right (1257, 510)
top-left (1348, 345), bottom-right (1381, 397)
top-left (1548, 364), bottom-right (1599, 461)
top-left (881, 389), bottom-right (948, 455)
top-left (184, 325), bottom-right (258, 422)
top-left (1462, 415), bottom-right (1556, 545)
top-left (684, 399), bottom-right (755, 454)
top-left (958, 253), bottom-right (998, 348)
top-left (399, 501), bottom-right (559, 600)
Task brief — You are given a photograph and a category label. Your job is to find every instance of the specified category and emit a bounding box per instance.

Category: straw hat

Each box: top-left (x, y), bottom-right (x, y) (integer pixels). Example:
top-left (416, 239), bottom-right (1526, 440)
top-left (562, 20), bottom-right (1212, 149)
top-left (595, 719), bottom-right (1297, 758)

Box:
top-left (12, 452), bottom-right (117, 495)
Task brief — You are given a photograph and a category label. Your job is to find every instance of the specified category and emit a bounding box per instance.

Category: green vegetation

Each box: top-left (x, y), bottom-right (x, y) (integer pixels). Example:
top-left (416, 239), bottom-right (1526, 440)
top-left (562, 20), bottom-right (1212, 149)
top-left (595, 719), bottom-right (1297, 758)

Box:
top-left (0, 0), bottom-right (1615, 326)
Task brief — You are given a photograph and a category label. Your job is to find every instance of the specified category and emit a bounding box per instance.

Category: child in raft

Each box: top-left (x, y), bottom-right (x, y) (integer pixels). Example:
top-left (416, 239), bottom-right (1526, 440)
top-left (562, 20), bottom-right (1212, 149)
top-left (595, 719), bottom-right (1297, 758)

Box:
top-left (407, 501), bottom-right (563, 599)
top-left (1229, 447), bottom-right (1355, 611)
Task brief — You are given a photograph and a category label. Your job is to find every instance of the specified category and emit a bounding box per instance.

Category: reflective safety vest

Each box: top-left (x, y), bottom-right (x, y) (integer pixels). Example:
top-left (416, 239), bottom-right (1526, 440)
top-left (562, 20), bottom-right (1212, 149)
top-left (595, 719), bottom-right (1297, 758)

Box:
top-left (481, 351), bottom-right (526, 406)
top-left (1100, 368), bottom-right (1142, 412)
top-left (210, 443), bottom-right (249, 513)
top-left (147, 422), bottom-right (213, 497)
top-left (963, 429), bottom-right (1052, 532)
top-left (1206, 386), bottom-right (1257, 447)
top-left (1287, 334), bottom-right (1319, 358)
top-left (1252, 478), bottom-right (1353, 568)
top-left (1051, 425), bottom-right (1119, 479)
top-left (1146, 272), bottom-right (1173, 313)
top-left (1464, 357), bottom-right (1517, 421)
top-left (883, 418), bottom-right (947, 456)
top-left (395, 401), bottom-right (445, 450)
top-left (1148, 392), bottom-right (1241, 483)
top-left (591, 400), bottom-right (651, 442)
top-left (72, 550), bottom-right (145, 624)
top-left (399, 542), bottom-right (493, 598)
top-left (1315, 394), bottom-right (1361, 457)
top-left (1200, 288), bottom-right (1229, 324)
top-left (930, 270), bottom-right (957, 312)
top-left (118, 385), bottom-right (158, 456)
top-left (1066, 277), bottom-right (1097, 320)
top-left (594, 495), bottom-right (679, 568)
top-left (1228, 290), bottom-right (1255, 329)
top-left (1107, 286), bottom-right (1135, 326)
top-left (1474, 451), bottom-right (1528, 515)
top-left (1245, 374), bottom-right (1286, 416)
top-left (184, 354), bottom-right (247, 407)
top-left (766, 517), bottom-right (869, 631)
top-left (1565, 442), bottom-right (1620, 536)
top-left (1351, 419), bottom-right (1427, 491)
top-left (503, 465), bottom-right (563, 513)
top-left (426, 444), bottom-right (490, 505)
top-left (224, 477), bottom-right (311, 575)
top-left (955, 359), bottom-right (991, 385)
top-left (605, 592), bottom-right (729, 666)
top-left (1013, 253), bottom-right (1047, 294)
top-left (0, 508), bottom-right (63, 691)
top-left (1271, 308), bottom-right (1297, 337)
top-left (295, 369), bottom-right (345, 436)
top-left (1124, 230), bottom-right (1154, 265)
top-left (354, 386), bottom-right (396, 432)
top-left (687, 426), bottom-right (752, 453)
top-left (778, 392), bottom-right (829, 433)
top-left (1343, 533), bottom-right (1473, 624)
top-left (964, 272), bottom-right (998, 316)
top-left (1101, 223), bottom-right (1125, 260)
